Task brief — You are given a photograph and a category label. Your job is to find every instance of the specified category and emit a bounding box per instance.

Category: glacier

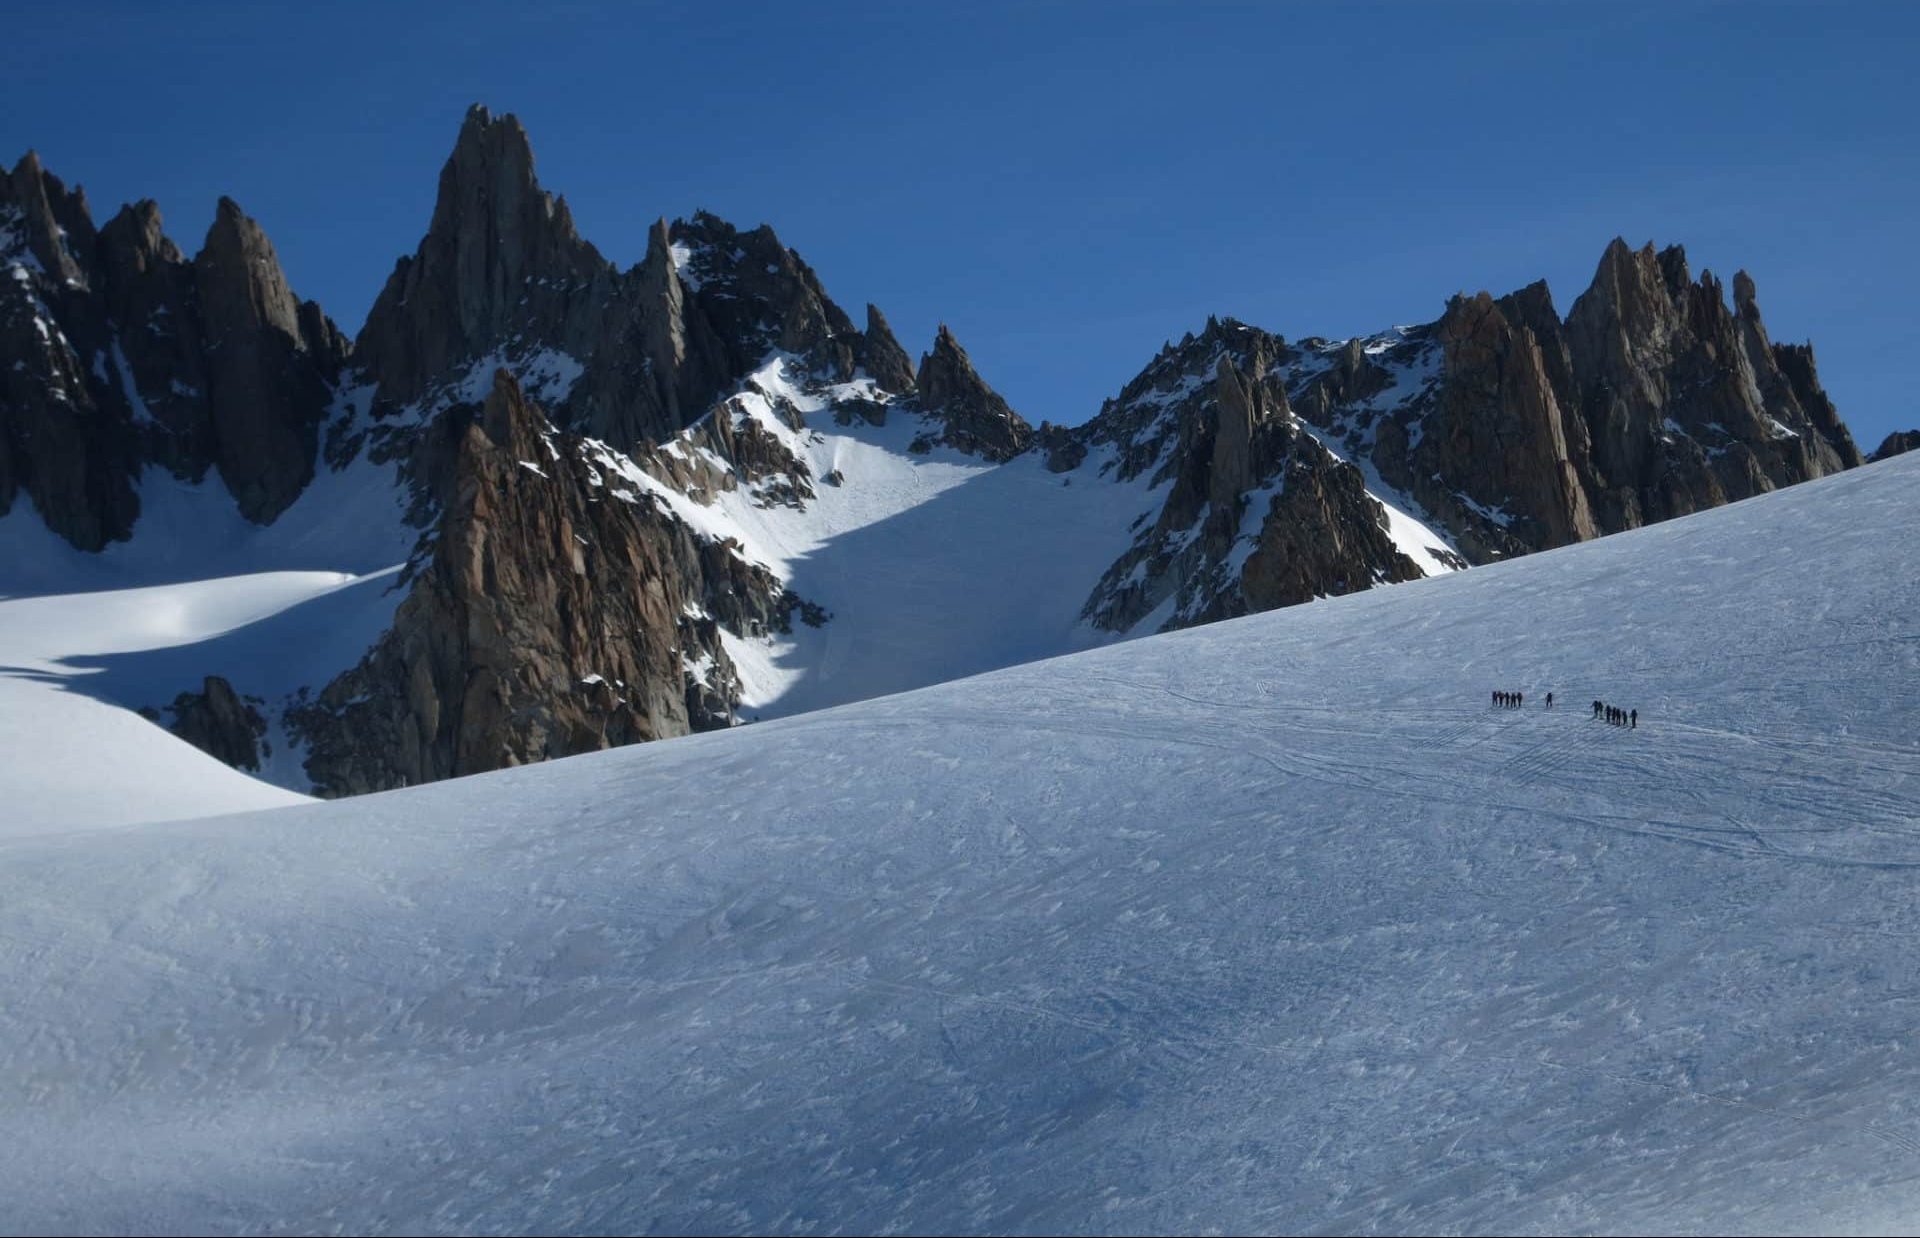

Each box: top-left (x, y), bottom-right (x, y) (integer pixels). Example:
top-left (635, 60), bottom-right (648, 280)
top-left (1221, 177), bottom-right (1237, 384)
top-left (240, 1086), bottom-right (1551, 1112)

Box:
top-left (0, 452), bottom-right (1917, 1232)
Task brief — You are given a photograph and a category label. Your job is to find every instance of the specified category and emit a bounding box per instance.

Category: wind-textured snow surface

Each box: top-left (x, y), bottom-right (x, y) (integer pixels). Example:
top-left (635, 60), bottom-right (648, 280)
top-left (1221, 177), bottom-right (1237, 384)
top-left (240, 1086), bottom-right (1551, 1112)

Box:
top-left (3, 454), bottom-right (1920, 1234)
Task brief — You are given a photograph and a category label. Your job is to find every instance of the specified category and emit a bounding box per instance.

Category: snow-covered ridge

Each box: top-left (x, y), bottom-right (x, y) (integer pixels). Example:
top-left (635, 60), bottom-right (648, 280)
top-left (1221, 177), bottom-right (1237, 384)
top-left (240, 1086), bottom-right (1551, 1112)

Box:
top-left (3, 450), bottom-right (1917, 1232)
top-left (583, 352), bottom-right (1161, 715)
top-left (0, 314), bottom-right (1479, 799)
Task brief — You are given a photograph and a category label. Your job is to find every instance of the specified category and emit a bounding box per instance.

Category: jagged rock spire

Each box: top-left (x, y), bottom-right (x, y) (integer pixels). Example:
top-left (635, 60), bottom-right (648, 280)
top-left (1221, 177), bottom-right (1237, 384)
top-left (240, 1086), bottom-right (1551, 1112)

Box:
top-left (5, 151), bottom-right (95, 287)
top-left (1869, 430), bottom-right (1920, 463)
top-left (355, 105), bottom-right (614, 406)
top-left (0, 148), bottom-right (349, 545)
top-left (193, 196), bottom-right (344, 522)
top-left (914, 324), bottom-right (1032, 461)
top-left (860, 303), bottom-right (916, 394)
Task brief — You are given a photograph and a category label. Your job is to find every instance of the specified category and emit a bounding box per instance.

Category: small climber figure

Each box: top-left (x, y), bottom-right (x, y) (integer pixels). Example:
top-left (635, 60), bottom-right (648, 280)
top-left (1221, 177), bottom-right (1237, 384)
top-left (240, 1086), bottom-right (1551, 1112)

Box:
top-left (1517, 692), bottom-right (1524, 709)
top-left (1592, 699), bottom-right (1603, 719)
top-left (1630, 709), bottom-right (1637, 729)
top-left (1492, 690), bottom-right (1499, 708)
top-left (1545, 692), bottom-right (1553, 710)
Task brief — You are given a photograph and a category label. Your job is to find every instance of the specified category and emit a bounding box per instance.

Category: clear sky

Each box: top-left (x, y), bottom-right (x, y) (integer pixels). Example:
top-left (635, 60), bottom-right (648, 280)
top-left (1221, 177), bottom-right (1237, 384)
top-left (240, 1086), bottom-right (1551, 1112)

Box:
top-left (5, 2), bottom-right (1915, 445)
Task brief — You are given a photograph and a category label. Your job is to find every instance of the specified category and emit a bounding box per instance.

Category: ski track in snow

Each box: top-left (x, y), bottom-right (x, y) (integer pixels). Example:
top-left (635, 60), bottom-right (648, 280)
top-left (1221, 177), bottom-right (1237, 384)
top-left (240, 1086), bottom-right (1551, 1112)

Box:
top-left (0, 455), bottom-right (1918, 1232)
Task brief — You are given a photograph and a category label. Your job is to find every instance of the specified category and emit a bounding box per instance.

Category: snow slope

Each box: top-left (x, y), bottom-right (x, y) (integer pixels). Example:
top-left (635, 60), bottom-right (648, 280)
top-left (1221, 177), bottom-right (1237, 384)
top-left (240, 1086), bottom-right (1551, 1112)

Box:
top-left (594, 356), bottom-right (1163, 717)
top-left (0, 569), bottom-right (412, 835)
top-left (0, 342), bottom-right (1468, 793)
top-left (3, 451), bottom-right (1919, 1234)
top-left (0, 356), bottom-right (1158, 791)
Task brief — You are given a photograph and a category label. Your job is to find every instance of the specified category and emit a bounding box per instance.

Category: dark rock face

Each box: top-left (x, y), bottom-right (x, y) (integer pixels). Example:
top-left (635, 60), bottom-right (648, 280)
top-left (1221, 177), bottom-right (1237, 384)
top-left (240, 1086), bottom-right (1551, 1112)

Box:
top-left (289, 371), bottom-right (803, 796)
top-left (0, 153), bottom-right (343, 547)
top-left (913, 324), bottom-right (1033, 461)
top-left (1561, 241), bottom-right (1859, 528)
top-left (1274, 239), bottom-right (1861, 566)
top-left (1, 154), bottom-right (142, 549)
top-left (168, 675), bottom-right (268, 771)
top-left (861, 304), bottom-right (916, 395)
top-left (3, 110), bottom-right (1877, 800)
top-left (668, 212), bottom-right (861, 384)
top-left (355, 106), bottom-right (617, 412)
top-left (1081, 333), bottom-right (1425, 632)
top-left (352, 108), bottom-right (920, 459)
top-left (1417, 290), bottom-right (1597, 553)
top-left (194, 198), bottom-right (345, 521)
top-left (1070, 242), bottom-right (1863, 637)
top-left (1869, 431), bottom-right (1920, 463)
top-left (1238, 456), bottom-right (1426, 614)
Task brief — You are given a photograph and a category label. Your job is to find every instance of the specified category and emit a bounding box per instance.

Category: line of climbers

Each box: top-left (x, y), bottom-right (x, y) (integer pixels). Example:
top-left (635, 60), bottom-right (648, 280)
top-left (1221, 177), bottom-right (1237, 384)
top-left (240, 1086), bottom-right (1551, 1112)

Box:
top-left (1593, 700), bottom-right (1637, 729)
top-left (1491, 690), bottom-right (1638, 729)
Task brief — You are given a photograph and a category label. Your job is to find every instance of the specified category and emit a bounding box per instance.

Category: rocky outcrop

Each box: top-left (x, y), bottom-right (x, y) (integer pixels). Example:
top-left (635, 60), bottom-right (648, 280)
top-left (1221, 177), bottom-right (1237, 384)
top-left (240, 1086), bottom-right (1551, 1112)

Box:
top-left (1239, 455), bottom-right (1425, 614)
top-left (1563, 240), bottom-right (1859, 529)
top-left (1869, 430), bottom-right (1920, 463)
top-left (0, 154), bottom-right (142, 549)
top-left (94, 200), bottom-right (216, 475)
top-left (194, 198), bottom-right (345, 521)
top-left (1415, 291), bottom-right (1597, 553)
top-left (1072, 242), bottom-right (1864, 639)
top-left (289, 370), bottom-right (806, 795)
top-left (167, 675), bottom-right (268, 771)
top-left (355, 106), bottom-right (617, 412)
top-left (1268, 239), bottom-right (1862, 568)
top-left (860, 304), bottom-right (916, 395)
top-left (351, 108), bottom-right (923, 460)
top-left (669, 213), bottom-right (862, 382)
top-left (4, 110), bottom-right (1878, 801)
top-left (912, 324), bottom-right (1033, 460)
top-left (0, 154), bottom-right (343, 548)
top-left (1081, 341), bottom-right (1423, 632)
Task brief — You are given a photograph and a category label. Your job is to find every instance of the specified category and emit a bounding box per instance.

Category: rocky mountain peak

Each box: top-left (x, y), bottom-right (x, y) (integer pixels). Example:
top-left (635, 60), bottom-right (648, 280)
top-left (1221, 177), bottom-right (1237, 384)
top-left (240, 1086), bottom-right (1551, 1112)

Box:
top-left (196, 196), bottom-right (304, 343)
top-left (1427, 289), bottom-right (1598, 551)
top-left (5, 150), bottom-right (95, 286)
top-left (1573, 237), bottom-right (1678, 347)
top-left (1, 155), bottom-right (350, 551)
top-left (860, 303), bottom-right (916, 394)
top-left (98, 199), bottom-right (181, 269)
top-left (1208, 354), bottom-right (1265, 509)
top-left (190, 196), bottom-right (343, 523)
top-left (1869, 430), bottom-right (1920, 463)
top-left (355, 105), bottom-right (613, 408)
top-left (914, 324), bottom-right (1033, 461)
top-left (668, 211), bottom-right (860, 383)
top-left (1655, 242), bottom-right (1692, 297)
top-left (290, 363), bottom-right (797, 794)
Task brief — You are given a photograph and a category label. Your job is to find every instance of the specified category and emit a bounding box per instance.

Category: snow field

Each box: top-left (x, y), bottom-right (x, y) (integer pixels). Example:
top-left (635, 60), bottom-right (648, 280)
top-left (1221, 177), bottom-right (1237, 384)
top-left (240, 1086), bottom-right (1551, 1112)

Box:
top-left (0, 453), bottom-right (1916, 1231)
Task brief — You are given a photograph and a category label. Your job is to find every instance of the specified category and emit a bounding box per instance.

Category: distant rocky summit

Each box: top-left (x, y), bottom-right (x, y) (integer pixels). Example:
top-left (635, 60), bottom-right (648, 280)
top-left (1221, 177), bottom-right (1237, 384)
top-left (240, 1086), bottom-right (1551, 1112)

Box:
top-left (0, 105), bottom-right (1869, 794)
top-left (1869, 430), bottom-right (1920, 462)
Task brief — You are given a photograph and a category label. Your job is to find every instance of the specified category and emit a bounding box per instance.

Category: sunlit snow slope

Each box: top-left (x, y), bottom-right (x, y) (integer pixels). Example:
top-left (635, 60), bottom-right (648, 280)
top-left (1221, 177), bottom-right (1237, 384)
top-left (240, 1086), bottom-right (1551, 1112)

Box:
top-left (2, 454), bottom-right (1918, 1234)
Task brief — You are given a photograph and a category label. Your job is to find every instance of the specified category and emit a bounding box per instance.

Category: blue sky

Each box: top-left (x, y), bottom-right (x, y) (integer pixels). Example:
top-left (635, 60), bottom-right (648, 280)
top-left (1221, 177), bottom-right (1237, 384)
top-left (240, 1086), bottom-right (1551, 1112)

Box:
top-left (5, 2), bottom-right (1915, 445)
